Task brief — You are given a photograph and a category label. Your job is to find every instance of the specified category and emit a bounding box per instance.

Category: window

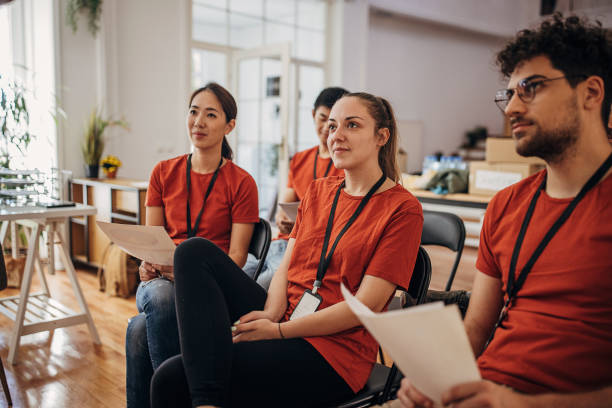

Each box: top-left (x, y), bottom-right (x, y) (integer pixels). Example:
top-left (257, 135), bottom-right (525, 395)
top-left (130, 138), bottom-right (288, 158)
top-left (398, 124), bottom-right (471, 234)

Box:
top-left (190, 0), bottom-right (327, 216)
top-left (0, 1), bottom-right (58, 173)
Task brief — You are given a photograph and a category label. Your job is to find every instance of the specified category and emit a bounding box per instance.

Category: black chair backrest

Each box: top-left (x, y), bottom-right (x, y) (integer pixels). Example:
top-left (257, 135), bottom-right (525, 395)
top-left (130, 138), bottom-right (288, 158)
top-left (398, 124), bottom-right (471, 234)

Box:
top-left (421, 210), bottom-right (465, 250)
top-left (421, 210), bottom-right (465, 291)
top-left (249, 218), bottom-right (272, 281)
top-left (0, 244), bottom-right (6, 291)
top-left (405, 246), bottom-right (432, 305)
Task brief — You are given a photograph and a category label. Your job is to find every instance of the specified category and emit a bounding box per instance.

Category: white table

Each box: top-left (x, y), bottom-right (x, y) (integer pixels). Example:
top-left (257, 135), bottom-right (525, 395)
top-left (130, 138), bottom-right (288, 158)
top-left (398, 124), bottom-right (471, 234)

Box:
top-left (0, 204), bottom-right (101, 364)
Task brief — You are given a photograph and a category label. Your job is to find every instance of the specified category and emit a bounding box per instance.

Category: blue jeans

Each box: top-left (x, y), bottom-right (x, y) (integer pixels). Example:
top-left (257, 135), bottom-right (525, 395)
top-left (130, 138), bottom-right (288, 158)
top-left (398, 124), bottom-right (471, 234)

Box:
top-left (242, 239), bottom-right (288, 290)
top-left (126, 278), bottom-right (180, 408)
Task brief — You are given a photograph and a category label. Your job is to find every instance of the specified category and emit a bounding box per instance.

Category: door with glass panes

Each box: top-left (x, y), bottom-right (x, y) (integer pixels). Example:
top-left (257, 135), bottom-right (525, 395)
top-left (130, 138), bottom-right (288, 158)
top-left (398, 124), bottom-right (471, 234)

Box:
top-left (230, 45), bottom-right (290, 218)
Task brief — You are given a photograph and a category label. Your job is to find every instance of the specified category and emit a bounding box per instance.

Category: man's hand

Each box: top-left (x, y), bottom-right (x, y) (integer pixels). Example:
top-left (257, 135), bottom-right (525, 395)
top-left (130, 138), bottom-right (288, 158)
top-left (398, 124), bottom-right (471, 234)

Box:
top-left (440, 380), bottom-right (526, 408)
top-left (397, 378), bottom-right (434, 408)
top-left (139, 261), bottom-right (159, 282)
top-left (397, 378), bottom-right (526, 408)
top-left (275, 207), bottom-right (295, 235)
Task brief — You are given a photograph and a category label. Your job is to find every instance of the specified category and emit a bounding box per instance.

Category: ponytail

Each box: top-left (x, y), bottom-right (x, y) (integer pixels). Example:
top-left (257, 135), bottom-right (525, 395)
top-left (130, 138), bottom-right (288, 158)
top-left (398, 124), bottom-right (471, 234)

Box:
top-left (377, 97), bottom-right (400, 183)
top-left (221, 136), bottom-right (233, 160)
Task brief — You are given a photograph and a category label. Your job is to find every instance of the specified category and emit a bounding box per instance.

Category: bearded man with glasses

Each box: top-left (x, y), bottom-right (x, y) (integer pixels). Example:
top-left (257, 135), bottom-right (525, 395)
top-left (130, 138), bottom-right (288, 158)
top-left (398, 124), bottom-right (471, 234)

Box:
top-left (393, 13), bottom-right (612, 408)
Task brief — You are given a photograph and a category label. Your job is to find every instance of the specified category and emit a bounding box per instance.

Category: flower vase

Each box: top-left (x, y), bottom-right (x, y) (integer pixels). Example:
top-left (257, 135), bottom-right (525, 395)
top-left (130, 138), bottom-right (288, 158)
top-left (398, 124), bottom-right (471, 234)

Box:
top-left (106, 169), bottom-right (117, 179)
top-left (85, 165), bottom-right (99, 179)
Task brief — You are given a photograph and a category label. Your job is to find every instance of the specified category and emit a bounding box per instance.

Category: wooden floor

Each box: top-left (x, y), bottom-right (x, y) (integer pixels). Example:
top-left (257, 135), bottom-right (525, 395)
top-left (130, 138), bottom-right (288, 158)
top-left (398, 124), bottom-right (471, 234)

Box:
top-left (0, 246), bottom-right (478, 408)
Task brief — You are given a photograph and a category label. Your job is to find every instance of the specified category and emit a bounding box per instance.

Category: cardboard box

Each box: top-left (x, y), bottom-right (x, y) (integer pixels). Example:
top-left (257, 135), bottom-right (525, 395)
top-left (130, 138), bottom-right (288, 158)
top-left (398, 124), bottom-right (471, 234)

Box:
top-left (469, 161), bottom-right (544, 196)
top-left (486, 137), bottom-right (545, 165)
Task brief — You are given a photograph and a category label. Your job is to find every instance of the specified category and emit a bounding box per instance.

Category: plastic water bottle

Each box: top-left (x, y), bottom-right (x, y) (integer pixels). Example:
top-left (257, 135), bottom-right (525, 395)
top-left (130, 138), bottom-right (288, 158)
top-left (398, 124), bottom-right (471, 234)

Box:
top-left (422, 155), bottom-right (437, 174)
top-left (439, 156), bottom-right (451, 171)
top-left (451, 157), bottom-right (467, 171)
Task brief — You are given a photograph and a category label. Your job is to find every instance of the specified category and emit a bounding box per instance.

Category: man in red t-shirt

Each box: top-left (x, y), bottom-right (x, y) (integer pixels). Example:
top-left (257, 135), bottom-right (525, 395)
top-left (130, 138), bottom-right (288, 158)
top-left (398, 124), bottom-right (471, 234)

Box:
top-left (397, 14), bottom-right (612, 407)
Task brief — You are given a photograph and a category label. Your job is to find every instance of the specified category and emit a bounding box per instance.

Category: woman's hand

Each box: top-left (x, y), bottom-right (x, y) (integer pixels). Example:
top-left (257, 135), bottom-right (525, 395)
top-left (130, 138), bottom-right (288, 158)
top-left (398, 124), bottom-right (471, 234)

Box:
top-left (275, 208), bottom-right (295, 235)
top-left (152, 264), bottom-right (174, 281)
top-left (238, 310), bottom-right (278, 324)
top-left (231, 318), bottom-right (280, 343)
top-left (139, 261), bottom-right (159, 282)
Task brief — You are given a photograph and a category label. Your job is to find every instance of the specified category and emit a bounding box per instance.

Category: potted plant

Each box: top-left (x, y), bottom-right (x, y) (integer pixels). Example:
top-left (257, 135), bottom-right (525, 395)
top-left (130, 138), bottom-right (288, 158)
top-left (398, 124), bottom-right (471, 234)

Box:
top-left (100, 155), bottom-right (121, 179)
top-left (0, 74), bottom-right (32, 169)
top-left (81, 108), bottom-right (128, 178)
top-left (66, 0), bottom-right (103, 37)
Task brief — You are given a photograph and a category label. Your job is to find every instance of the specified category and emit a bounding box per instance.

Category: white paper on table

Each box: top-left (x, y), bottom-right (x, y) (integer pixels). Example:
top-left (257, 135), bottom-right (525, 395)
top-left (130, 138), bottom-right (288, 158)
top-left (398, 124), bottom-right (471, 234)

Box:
top-left (278, 201), bottom-right (300, 222)
top-left (96, 221), bottom-right (176, 266)
top-left (341, 284), bottom-right (480, 406)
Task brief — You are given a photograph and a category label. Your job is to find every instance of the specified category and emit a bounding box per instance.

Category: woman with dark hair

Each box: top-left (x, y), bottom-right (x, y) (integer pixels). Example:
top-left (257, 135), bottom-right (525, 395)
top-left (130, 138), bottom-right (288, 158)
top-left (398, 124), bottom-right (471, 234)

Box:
top-left (125, 83), bottom-right (259, 408)
top-left (150, 92), bottom-right (424, 407)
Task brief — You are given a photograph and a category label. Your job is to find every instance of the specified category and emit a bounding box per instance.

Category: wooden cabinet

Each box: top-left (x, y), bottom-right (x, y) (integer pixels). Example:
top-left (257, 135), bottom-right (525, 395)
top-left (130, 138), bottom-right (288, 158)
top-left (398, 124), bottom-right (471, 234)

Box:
top-left (69, 178), bottom-right (147, 267)
top-left (408, 189), bottom-right (489, 248)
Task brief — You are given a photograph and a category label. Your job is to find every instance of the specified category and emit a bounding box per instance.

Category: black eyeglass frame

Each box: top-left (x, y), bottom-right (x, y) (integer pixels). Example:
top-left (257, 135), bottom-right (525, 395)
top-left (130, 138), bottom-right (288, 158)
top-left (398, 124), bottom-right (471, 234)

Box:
top-left (494, 75), bottom-right (586, 112)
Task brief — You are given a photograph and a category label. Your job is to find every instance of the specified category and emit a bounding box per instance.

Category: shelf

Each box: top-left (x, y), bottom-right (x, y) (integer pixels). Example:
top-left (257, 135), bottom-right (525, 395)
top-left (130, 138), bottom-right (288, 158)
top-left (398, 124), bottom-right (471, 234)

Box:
top-left (70, 217), bottom-right (87, 226)
top-left (72, 254), bottom-right (88, 264)
top-left (110, 211), bottom-right (139, 224)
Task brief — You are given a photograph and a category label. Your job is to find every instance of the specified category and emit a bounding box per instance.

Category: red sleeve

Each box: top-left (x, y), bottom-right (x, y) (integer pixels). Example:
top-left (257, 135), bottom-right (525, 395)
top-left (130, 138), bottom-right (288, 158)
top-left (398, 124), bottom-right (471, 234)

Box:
top-left (364, 204), bottom-right (423, 291)
top-left (146, 161), bottom-right (164, 207)
top-left (287, 155), bottom-right (297, 189)
top-left (476, 195), bottom-right (502, 278)
top-left (231, 173), bottom-right (260, 224)
top-left (289, 179), bottom-right (313, 239)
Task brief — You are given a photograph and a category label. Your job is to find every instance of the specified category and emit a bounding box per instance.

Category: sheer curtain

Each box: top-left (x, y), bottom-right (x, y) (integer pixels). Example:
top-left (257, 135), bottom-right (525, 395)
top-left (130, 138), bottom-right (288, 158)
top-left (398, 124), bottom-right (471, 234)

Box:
top-left (0, 0), bottom-right (58, 172)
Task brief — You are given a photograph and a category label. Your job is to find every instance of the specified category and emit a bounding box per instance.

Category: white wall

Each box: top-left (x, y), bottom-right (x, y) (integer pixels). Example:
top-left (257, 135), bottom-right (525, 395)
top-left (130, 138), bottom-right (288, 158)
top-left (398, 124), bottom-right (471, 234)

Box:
top-left (369, 0), bottom-right (538, 37)
top-left (57, 0), bottom-right (190, 180)
top-left (56, 0), bottom-right (99, 177)
top-left (366, 12), bottom-right (507, 169)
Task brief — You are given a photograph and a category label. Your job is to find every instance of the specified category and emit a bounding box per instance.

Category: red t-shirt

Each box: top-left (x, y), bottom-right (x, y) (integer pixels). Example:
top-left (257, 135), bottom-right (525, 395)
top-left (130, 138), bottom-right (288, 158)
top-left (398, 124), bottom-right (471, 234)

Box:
top-left (285, 177), bottom-right (423, 392)
top-left (146, 155), bottom-right (259, 251)
top-left (476, 170), bottom-right (612, 394)
top-left (279, 146), bottom-right (344, 240)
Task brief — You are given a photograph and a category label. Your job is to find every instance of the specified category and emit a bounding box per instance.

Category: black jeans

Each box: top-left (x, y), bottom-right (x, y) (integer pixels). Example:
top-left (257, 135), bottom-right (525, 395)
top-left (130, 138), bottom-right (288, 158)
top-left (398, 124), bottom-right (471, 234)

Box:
top-left (151, 238), bottom-right (354, 408)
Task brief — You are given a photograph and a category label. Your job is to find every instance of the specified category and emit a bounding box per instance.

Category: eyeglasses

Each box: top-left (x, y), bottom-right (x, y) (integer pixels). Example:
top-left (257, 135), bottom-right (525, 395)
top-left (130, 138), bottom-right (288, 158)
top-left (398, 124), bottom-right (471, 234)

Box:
top-left (494, 75), bottom-right (584, 112)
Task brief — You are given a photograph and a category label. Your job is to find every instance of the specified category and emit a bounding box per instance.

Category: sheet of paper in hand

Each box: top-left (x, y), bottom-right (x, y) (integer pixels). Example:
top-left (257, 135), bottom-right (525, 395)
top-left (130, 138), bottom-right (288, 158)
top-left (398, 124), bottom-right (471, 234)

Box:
top-left (96, 221), bottom-right (176, 266)
top-left (278, 201), bottom-right (300, 222)
top-left (341, 284), bottom-right (480, 406)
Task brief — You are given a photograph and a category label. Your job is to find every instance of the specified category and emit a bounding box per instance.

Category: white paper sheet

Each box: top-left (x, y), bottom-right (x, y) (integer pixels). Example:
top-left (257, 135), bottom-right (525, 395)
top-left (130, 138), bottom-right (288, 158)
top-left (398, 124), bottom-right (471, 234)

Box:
top-left (96, 221), bottom-right (176, 265)
top-left (341, 284), bottom-right (480, 406)
top-left (278, 201), bottom-right (300, 222)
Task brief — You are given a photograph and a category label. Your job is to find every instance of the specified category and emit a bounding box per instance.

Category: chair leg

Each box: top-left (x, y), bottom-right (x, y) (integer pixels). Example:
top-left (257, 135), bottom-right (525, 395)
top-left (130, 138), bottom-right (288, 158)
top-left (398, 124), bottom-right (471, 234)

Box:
top-left (378, 346), bottom-right (386, 366)
top-left (0, 355), bottom-right (12, 406)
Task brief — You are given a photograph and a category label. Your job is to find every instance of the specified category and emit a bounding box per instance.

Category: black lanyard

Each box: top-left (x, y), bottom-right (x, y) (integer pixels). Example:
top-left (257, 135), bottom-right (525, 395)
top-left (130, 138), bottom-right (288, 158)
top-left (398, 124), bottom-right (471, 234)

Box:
top-left (312, 173), bottom-right (387, 294)
top-left (485, 151), bottom-right (612, 348)
top-left (186, 154), bottom-right (223, 238)
top-left (313, 149), bottom-right (334, 180)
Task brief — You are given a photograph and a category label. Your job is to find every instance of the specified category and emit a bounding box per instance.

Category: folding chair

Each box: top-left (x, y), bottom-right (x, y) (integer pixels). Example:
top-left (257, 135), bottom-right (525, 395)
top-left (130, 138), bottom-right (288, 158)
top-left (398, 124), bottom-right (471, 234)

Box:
top-left (334, 246), bottom-right (432, 408)
top-left (249, 218), bottom-right (272, 282)
top-left (421, 210), bottom-right (465, 291)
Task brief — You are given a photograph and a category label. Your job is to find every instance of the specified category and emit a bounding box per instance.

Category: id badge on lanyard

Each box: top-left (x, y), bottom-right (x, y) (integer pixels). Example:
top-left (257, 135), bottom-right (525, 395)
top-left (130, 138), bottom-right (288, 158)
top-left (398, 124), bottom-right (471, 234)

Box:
top-left (288, 173), bottom-right (387, 321)
top-left (289, 289), bottom-right (323, 321)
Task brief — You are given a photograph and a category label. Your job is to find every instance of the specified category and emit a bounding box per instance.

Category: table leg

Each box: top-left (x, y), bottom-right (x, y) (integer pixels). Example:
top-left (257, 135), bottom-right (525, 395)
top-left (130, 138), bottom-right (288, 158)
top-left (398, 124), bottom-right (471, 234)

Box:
top-left (7, 223), bottom-right (41, 364)
top-left (10, 222), bottom-right (17, 259)
top-left (46, 224), bottom-right (55, 275)
top-left (35, 250), bottom-right (50, 298)
top-left (55, 227), bottom-right (101, 344)
top-left (0, 221), bottom-right (8, 244)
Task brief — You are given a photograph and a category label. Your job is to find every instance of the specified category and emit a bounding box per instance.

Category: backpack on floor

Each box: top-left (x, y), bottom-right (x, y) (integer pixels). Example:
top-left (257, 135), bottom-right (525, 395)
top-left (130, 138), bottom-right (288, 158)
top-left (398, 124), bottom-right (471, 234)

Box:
top-left (98, 243), bottom-right (139, 298)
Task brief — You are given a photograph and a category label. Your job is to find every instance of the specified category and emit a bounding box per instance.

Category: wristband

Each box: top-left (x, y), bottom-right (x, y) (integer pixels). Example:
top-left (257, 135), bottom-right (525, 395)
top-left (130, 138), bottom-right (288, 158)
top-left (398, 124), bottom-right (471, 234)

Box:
top-left (278, 322), bottom-right (285, 339)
